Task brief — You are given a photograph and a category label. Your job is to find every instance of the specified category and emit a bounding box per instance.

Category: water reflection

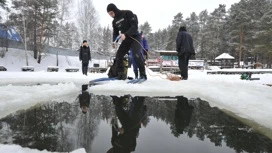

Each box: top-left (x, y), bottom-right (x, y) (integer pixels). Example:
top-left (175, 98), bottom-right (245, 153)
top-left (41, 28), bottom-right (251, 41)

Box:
top-left (0, 93), bottom-right (271, 153)
top-left (78, 85), bottom-right (91, 114)
top-left (174, 96), bottom-right (194, 135)
top-left (107, 96), bottom-right (147, 153)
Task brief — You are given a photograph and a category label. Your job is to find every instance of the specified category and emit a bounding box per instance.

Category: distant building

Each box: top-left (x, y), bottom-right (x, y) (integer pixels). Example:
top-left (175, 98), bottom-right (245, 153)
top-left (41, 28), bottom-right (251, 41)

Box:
top-left (147, 50), bottom-right (204, 73)
top-left (215, 53), bottom-right (235, 69)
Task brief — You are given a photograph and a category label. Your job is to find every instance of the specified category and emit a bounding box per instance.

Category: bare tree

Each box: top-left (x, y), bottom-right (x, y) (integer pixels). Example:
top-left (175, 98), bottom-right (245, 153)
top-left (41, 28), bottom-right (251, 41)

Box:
top-left (77, 0), bottom-right (99, 50)
top-left (55, 0), bottom-right (72, 47)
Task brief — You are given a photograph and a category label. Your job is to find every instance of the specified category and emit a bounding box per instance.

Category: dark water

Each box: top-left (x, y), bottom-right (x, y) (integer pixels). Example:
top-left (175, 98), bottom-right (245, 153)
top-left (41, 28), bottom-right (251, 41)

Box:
top-left (0, 93), bottom-right (272, 153)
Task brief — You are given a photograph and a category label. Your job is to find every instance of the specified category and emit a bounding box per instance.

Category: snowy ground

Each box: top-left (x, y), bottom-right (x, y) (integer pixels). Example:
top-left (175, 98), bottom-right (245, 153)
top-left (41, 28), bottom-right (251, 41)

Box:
top-left (0, 49), bottom-right (272, 152)
top-left (0, 144), bottom-right (86, 153)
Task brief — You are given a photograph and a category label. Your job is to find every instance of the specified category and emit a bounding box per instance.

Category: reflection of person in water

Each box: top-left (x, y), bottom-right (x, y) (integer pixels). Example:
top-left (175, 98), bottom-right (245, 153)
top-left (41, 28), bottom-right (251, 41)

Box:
top-left (107, 96), bottom-right (146, 153)
top-left (78, 85), bottom-right (90, 114)
top-left (174, 96), bottom-right (194, 134)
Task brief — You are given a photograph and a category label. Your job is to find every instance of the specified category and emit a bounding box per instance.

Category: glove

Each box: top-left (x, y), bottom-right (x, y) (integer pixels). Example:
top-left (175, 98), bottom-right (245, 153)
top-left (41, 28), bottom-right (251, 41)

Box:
top-left (144, 49), bottom-right (148, 55)
top-left (112, 43), bottom-right (116, 49)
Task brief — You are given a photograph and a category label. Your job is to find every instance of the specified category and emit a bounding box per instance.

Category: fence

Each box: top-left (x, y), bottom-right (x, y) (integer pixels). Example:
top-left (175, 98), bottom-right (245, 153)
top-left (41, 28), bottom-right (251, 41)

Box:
top-left (0, 39), bottom-right (109, 59)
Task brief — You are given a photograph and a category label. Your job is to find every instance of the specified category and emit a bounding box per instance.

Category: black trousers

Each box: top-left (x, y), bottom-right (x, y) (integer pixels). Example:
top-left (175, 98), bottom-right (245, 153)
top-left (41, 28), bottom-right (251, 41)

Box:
top-left (82, 63), bottom-right (89, 75)
top-left (178, 53), bottom-right (191, 79)
top-left (116, 35), bottom-right (146, 77)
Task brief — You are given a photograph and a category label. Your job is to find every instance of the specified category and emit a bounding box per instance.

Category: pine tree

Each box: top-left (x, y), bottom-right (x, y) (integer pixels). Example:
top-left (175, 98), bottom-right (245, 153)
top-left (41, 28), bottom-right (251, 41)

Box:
top-left (198, 10), bottom-right (209, 59)
top-left (227, 0), bottom-right (271, 67)
top-left (252, 0), bottom-right (272, 67)
top-left (165, 12), bottom-right (185, 51)
top-left (165, 26), bottom-right (177, 50)
top-left (139, 21), bottom-right (152, 36)
top-left (227, 1), bottom-right (254, 67)
top-left (9, 0), bottom-right (58, 62)
top-left (101, 26), bottom-right (112, 56)
top-left (184, 12), bottom-right (200, 54)
top-left (204, 4), bottom-right (227, 63)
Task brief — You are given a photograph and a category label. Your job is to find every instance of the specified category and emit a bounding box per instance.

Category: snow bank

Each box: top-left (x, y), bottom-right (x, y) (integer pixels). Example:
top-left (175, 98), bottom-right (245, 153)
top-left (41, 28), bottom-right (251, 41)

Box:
top-left (0, 83), bottom-right (79, 119)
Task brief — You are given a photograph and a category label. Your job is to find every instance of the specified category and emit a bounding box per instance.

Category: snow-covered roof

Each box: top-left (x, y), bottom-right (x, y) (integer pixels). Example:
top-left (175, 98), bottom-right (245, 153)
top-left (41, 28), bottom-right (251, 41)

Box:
top-left (154, 50), bottom-right (177, 53)
top-left (215, 53), bottom-right (235, 60)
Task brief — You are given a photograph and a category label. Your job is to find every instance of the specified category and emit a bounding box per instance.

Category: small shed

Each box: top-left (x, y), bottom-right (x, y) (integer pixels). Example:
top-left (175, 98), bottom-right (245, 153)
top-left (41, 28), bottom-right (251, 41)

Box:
top-left (215, 53), bottom-right (235, 69)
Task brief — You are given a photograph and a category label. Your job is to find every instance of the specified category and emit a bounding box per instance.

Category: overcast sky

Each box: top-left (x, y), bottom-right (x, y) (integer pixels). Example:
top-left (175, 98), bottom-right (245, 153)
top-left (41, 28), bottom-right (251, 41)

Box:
top-left (89, 0), bottom-right (240, 32)
top-left (2, 0), bottom-right (240, 32)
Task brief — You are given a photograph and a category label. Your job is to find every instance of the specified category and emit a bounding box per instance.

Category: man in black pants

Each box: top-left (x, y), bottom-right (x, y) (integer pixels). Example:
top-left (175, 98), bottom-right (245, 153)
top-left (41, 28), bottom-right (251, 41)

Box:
top-left (79, 40), bottom-right (91, 76)
top-left (176, 26), bottom-right (195, 80)
top-left (107, 3), bottom-right (147, 80)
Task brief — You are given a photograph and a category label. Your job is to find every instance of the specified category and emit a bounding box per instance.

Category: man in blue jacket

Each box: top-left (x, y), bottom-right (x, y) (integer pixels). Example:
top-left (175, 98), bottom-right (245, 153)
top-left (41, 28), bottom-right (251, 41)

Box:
top-left (107, 3), bottom-right (147, 80)
top-left (129, 31), bottom-right (149, 79)
top-left (176, 26), bottom-right (195, 80)
top-left (140, 32), bottom-right (149, 60)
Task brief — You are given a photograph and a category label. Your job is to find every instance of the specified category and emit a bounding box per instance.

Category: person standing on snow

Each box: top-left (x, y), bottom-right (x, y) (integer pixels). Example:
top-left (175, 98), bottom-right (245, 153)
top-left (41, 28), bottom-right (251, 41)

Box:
top-left (129, 31), bottom-right (149, 79)
top-left (176, 26), bottom-right (195, 80)
top-left (107, 3), bottom-right (147, 80)
top-left (79, 40), bottom-right (91, 76)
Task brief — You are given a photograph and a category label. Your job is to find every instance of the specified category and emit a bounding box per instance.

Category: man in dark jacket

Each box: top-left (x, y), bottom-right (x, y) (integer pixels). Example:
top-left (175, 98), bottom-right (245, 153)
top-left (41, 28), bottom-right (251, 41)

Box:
top-left (107, 3), bottom-right (147, 80)
top-left (79, 40), bottom-right (91, 76)
top-left (176, 26), bottom-right (195, 80)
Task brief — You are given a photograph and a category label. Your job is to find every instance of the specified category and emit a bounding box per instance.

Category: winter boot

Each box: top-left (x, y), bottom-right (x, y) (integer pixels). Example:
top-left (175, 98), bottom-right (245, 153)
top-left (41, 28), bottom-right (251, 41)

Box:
top-left (123, 59), bottom-right (128, 79)
top-left (139, 71), bottom-right (147, 80)
top-left (134, 70), bottom-right (139, 79)
top-left (117, 72), bottom-right (127, 80)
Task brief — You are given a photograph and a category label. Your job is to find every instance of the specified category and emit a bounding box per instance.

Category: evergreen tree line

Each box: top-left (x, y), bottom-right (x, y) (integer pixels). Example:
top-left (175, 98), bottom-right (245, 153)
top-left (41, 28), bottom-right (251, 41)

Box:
top-left (142, 0), bottom-right (272, 67)
top-left (0, 0), bottom-right (271, 67)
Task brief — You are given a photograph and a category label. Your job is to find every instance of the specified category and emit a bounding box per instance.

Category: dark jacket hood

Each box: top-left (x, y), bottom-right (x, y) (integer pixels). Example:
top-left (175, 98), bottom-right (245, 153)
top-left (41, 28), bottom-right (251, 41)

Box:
top-left (179, 26), bottom-right (187, 32)
top-left (107, 3), bottom-right (121, 18)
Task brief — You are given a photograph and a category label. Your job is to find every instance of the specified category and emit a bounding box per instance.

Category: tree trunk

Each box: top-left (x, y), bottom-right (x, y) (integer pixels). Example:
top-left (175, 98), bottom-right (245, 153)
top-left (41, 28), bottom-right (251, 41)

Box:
top-left (38, 6), bottom-right (45, 64)
top-left (34, 6), bottom-right (37, 59)
top-left (5, 26), bottom-right (8, 52)
top-left (200, 36), bottom-right (204, 59)
top-left (23, 15), bottom-right (28, 66)
top-left (238, 26), bottom-right (243, 68)
top-left (268, 56), bottom-right (272, 68)
top-left (56, 50), bottom-right (59, 66)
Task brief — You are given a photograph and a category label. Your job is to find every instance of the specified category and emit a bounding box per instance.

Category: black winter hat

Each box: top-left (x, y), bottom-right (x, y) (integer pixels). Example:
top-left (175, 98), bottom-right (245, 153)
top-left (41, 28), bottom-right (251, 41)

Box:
top-left (179, 26), bottom-right (187, 32)
top-left (83, 40), bottom-right (87, 43)
top-left (107, 3), bottom-right (119, 13)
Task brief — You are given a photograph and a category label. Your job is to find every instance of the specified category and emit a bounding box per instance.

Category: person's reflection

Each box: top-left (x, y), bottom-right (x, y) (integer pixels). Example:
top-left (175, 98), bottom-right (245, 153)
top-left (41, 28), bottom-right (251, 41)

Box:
top-left (107, 96), bottom-right (146, 153)
top-left (174, 96), bottom-right (194, 134)
top-left (78, 85), bottom-right (90, 114)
